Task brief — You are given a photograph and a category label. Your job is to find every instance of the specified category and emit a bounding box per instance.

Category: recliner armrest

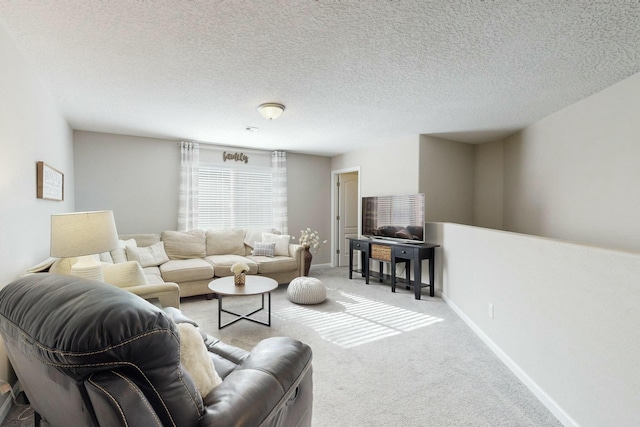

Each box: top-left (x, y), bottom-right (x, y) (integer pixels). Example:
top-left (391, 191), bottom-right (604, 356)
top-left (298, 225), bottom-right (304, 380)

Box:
top-left (200, 337), bottom-right (312, 427)
top-left (86, 371), bottom-right (168, 427)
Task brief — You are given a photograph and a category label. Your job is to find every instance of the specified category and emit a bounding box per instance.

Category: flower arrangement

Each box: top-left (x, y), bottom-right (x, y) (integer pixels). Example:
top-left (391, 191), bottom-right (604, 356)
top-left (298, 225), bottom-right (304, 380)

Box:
top-left (296, 228), bottom-right (327, 253)
top-left (230, 262), bottom-right (250, 276)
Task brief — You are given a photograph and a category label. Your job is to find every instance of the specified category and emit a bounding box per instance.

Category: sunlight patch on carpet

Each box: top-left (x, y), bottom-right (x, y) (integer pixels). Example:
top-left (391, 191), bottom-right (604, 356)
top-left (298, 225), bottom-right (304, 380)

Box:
top-left (274, 289), bottom-right (444, 348)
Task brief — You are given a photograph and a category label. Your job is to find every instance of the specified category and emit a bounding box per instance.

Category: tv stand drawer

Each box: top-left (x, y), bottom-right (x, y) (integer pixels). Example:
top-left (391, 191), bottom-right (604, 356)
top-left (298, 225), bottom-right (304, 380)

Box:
top-left (393, 245), bottom-right (418, 260)
top-left (371, 244), bottom-right (391, 262)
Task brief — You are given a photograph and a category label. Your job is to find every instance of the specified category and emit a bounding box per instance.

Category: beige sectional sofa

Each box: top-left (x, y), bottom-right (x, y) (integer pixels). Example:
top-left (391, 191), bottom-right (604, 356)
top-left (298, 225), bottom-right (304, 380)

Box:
top-left (117, 229), bottom-right (304, 298)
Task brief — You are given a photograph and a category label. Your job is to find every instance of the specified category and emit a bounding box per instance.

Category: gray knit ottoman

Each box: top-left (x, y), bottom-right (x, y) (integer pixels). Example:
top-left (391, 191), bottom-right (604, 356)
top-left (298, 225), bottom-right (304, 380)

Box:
top-left (287, 277), bottom-right (327, 305)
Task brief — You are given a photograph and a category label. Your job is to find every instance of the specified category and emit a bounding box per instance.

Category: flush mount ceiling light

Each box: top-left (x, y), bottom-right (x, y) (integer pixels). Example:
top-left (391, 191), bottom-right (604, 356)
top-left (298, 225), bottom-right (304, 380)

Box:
top-left (258, 103), bottom-right (285, 120)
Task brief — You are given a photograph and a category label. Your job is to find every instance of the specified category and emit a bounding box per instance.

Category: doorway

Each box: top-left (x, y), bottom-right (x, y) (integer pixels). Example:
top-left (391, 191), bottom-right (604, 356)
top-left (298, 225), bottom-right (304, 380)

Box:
top-left (331, 168), bottom-right (360, 267)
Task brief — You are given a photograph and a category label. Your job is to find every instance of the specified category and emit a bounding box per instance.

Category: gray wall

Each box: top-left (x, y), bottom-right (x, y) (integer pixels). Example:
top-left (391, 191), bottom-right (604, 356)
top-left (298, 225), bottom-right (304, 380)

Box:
top-left (0, 21), bottom-right (74, 404)
top-left (331, 135), bottom-right (476, 229)
top-left (419, 135), bottom-right (475, 225)
top-left (73, 131), bottom-right (333, 264)
top-left (287, 153), bottom-right (332, 264)
top-left (474, 70), bottom-right (640, 252)
top-left (74, 131), bottom-right (180, 233)
top-left (473, 139), bottom-right (504, 229)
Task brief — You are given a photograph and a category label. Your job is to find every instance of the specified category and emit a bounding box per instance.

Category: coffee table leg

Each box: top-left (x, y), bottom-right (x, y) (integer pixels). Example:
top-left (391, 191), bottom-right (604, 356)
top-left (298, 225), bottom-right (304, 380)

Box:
top-left (218, 294), bottom-right (222, 329)
top-left (260, 292), bottom-right (272, 326)
top-left (218, 292), bottom-right (272, 329)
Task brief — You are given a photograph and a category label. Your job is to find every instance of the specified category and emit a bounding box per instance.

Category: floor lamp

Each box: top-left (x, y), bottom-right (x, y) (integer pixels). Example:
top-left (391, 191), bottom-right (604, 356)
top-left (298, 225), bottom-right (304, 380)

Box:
top-left (50, 210), bottom-right (119, 282)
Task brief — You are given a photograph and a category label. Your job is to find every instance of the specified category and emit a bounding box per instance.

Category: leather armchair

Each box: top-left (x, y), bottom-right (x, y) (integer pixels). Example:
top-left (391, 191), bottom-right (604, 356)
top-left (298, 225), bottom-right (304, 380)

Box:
top-left (0, 274), bottom-right (313, 427)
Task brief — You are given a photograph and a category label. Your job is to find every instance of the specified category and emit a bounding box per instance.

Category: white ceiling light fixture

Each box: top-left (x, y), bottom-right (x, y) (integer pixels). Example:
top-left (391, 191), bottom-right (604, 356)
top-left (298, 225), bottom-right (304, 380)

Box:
top-left (258, 103), bottom-right (285, 120)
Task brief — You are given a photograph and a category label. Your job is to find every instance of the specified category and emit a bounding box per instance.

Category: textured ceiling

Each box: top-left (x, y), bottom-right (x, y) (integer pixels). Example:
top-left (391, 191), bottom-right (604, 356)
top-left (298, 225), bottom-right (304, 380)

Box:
top-left (1, 1), bottom-right (639, 156)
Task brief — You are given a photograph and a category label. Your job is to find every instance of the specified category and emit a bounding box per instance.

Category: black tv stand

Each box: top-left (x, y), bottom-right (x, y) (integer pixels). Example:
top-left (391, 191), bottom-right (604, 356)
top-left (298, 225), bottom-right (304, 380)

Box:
top-left (347, 238), bottom-right (439, 299)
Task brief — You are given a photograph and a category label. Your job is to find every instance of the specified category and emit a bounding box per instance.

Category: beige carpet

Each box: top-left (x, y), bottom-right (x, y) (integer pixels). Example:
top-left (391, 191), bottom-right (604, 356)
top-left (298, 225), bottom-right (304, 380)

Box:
top-left (181, 266), bottom-right (561, 427)
top-left (1, 266), bottom-right (561, 427)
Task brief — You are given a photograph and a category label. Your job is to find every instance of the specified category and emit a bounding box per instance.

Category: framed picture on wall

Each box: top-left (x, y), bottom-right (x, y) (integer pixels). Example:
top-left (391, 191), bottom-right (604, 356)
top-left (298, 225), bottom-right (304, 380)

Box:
top-left (37, 161), bottom-right (64, 201)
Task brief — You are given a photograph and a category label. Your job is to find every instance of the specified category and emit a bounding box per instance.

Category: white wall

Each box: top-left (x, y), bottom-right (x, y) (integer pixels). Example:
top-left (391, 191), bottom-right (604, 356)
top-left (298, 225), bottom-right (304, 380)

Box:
top-left (419, 135), bottom-right (475, 225)
top-left (0, 21), bottom-right (74, 410)
top-left (502, 71), bottom-right (640, 252)
top-left (473, 139), bottom-right (504, 229)
top-left (73, 131), bottom-right (333, 263)
top-left (435, 222), bottom-right (640, 427)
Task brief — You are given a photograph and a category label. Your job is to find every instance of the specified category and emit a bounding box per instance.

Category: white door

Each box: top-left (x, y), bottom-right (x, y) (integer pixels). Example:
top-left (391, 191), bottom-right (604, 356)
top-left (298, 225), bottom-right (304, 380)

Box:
top-left (337, 172), bottom-right (359, 267)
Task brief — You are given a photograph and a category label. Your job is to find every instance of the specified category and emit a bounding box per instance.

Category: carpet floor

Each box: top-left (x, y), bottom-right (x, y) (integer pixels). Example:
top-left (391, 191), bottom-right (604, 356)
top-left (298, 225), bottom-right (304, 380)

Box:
top-left (1, 266), bottom-right (561, 426)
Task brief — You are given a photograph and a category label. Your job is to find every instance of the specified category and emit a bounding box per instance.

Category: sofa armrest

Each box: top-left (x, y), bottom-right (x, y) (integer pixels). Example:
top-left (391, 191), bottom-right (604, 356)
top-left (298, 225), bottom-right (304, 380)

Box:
top-left (123, 282), bottom-right (180, 309)
top-left (200, 337), bottom-right (312, 427)
top-left (289, 244), bottom-right (305, 277)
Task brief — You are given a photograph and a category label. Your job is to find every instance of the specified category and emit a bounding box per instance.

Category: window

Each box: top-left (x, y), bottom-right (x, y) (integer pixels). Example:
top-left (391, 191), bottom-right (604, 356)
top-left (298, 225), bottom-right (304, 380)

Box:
top-left (198, 163), bottom-right (274, 229)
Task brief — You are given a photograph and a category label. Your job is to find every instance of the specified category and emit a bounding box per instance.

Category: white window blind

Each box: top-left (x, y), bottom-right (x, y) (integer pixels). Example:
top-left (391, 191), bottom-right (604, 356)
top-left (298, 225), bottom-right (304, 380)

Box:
top-left (198, 163), bottom-right (274, 229)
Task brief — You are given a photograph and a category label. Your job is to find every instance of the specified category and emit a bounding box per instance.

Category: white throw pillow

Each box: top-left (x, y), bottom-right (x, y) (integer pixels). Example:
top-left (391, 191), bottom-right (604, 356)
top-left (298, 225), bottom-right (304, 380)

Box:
top-left (102, 261), bottom-right (148, 288)
top-left (261, 232), bottom-right (290, 257)
top-left (126, 241), bottom-right (170, 267)
top-left (111, 239), bottom-right (137, 264)
top-left (177, 323), bottom-right (222, 397)
top-left (99, 251), bottom-right (114, 263)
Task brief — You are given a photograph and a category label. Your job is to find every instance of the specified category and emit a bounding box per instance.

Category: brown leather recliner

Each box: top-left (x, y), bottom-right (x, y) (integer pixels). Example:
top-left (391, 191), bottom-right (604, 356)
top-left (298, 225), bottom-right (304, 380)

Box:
top-left (0, 274), bottom-right (313, 427)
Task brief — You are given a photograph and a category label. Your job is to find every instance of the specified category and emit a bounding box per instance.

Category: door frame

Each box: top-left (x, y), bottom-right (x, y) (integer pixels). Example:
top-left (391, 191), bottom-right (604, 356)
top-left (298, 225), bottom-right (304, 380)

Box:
top-left (331, 166), bottom-right (361, 267)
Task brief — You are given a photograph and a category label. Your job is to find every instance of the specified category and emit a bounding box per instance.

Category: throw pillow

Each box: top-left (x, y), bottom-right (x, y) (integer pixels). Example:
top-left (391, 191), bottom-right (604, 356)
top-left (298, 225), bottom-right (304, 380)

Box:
top-left (126, 241), bottom-right (170, 267)
top-left (177, 323), bottom-right (222, 397)
top-left (102, 261), bottom-right (148, 288)
top-left (99, 251), bottom-right (114, 263)
top-left (252, 242), bottom-right (276, 257)
top-left (261, 232), bottom-right (291, 257)
top-left (111, 239), bottom-right (137, 264)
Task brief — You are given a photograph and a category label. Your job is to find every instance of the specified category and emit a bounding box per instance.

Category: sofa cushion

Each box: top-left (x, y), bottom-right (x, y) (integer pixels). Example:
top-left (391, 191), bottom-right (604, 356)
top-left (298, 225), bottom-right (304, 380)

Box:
top-left (248, 255), bottom-right (298, 274)
top-left (206, 229), bottom-right (245, 256)
top-left (102, 261), bottom-right (148, 288)
top-left (160, 259), bottom-right (214, 283)
top-left (119, 233), bottom-right (161, 248)
top-left (244, 228), bottom-right (276, 249)
top-left (162, 230), bottom-right (206, 260)
top-left (204, 255), bottom-right (258, 277)
top-left (142, 266), bottom-right (164, 284)
top-left (261, 233), bottom-right (291, 256)
top-left (126, 241), bottom-right (170, 267)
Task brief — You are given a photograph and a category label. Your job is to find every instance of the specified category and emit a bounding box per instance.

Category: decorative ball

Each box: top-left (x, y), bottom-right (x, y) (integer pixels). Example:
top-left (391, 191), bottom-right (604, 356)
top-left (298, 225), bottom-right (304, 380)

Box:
top-left (288, 277), bottom-right (326, 305)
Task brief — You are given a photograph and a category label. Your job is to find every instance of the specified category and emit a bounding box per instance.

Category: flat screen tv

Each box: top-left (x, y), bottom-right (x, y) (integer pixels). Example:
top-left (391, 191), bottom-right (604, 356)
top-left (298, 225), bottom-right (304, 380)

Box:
top-left (361, 193), bottom-right (425, 243)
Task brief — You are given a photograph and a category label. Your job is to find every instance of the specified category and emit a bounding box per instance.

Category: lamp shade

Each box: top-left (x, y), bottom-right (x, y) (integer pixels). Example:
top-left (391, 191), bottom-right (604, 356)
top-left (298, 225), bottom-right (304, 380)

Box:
top-left (258, 103), bottom-right (285, 120)
top-left (50, 210), bottom-right (119, 258)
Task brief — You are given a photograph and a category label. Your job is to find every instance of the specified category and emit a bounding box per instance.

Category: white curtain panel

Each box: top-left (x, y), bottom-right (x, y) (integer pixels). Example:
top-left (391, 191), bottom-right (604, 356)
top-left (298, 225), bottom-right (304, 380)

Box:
top-left (272, 151), bottom-right (288, 234)
top-left (178, 141), bottom-right (199, 231)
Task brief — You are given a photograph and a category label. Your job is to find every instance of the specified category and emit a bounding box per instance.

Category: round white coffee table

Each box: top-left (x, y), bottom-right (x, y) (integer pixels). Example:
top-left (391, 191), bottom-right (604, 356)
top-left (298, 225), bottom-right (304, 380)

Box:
top-left (208, 276), bottom-right (278, 329)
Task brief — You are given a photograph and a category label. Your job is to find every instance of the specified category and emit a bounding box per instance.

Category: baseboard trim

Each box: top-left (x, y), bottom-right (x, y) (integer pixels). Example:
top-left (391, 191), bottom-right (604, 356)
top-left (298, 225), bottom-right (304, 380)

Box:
top-left (309, 263), bottom-right (331, 269)
top-left (441, 294), bottom-right (578, 427)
